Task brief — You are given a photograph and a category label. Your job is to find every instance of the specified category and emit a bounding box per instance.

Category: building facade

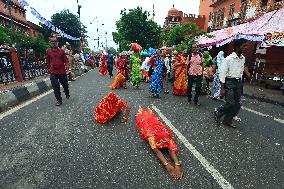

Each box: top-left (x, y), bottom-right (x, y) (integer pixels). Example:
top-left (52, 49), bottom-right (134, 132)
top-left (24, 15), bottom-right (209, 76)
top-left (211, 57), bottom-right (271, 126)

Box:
top-left (199, 0), bottom-right (284, 81)
top-left (0, 0), bottom-right (41, 37)
top-left (163, 6), bottom-right (205, 33)
top-left (207, 0), bottom-right (284, 32)
top-left (199, 0), bottom-right (213, 32)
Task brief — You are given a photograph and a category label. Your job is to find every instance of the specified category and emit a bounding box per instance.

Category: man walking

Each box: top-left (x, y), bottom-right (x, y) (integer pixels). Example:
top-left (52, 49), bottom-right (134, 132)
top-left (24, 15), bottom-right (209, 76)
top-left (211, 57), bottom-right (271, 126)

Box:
top-left (187, 44), bottom-right (204, 106)
top-left (106, 50), bottom-right (114, 78)
top-left (46, 36), bottom-right (70, 106)
top-left (214, 39), bottom-right (247, 128)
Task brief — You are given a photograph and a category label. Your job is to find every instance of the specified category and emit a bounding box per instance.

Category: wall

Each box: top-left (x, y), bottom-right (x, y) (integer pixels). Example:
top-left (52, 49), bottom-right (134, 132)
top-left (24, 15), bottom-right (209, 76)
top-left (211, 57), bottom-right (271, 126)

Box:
top-left (181, 14), bottom-right (206, 30)
top-left (0, 0), bottom-right (27, 24)
top-left (199, 0), bottom-right (213, 31)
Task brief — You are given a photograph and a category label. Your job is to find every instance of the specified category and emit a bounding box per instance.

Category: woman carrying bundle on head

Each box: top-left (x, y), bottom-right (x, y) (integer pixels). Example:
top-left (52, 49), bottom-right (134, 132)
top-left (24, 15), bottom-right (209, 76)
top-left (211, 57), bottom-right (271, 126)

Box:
top-left (130, 43), bottom-right (142, 88)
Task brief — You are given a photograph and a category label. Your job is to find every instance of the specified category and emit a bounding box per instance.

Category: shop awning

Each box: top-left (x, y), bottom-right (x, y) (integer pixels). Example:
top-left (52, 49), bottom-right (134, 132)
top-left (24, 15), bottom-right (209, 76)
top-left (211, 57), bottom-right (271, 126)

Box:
top-left (197, 7), bottom-right (284, 47)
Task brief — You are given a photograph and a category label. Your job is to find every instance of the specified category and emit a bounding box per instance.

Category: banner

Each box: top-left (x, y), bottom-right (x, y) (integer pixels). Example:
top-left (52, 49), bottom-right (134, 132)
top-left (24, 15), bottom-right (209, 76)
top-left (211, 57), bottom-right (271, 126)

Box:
top-left (17, 0), bottom-right (80, 41)
top-left (261, 32), bottom-right (284, 47)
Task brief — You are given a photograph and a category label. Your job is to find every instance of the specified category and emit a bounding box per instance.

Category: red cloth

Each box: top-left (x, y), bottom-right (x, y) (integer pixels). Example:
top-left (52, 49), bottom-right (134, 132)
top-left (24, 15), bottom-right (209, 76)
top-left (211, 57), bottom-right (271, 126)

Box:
top-left (46, 48), bottom-right (69, 74)
top-left (99, 55), bottom-right (108, 75)
top-left (116, 57), bottom-right (126, 76)
top-left (95, 92), bottom-right (130, 124)
top-left (135, 108), bottom-right (178, 154)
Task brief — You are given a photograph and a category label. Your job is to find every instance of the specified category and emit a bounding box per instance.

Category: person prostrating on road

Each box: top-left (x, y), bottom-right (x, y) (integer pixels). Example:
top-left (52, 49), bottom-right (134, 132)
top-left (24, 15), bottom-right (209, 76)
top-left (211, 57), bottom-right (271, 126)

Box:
top-left (94, 92), bottom-right (130, 123)
top-left (135, 107), bottom-right (184, 180)
top-left (46, 35), bottom-right (70, 106)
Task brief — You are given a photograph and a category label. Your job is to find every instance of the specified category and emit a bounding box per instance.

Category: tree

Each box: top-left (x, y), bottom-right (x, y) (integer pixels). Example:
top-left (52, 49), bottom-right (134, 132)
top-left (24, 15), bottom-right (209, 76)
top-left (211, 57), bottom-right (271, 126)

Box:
top-left (41, 9), bottom-right (88, 51)
top-left (164, 22), bottom-right (204, 53)
top-left (112, 7), bottom-right (162, 51)
top-left (0, 28), bottom-right (12, 45)
top-left (0, 25), bottom-right (50, 59)
top-left (108, 47), bottom-right (118, 55)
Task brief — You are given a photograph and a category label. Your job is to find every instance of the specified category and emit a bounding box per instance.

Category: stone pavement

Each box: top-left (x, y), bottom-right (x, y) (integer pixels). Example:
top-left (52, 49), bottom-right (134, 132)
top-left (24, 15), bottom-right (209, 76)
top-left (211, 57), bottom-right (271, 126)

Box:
top-left (0, 74), bottom-right (283, 113)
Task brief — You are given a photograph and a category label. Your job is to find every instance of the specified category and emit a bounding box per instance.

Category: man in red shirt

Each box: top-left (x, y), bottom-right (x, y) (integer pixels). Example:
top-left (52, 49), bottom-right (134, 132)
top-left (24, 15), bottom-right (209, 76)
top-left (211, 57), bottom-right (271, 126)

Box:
top-left (46, 36), bottom-right (70, 106)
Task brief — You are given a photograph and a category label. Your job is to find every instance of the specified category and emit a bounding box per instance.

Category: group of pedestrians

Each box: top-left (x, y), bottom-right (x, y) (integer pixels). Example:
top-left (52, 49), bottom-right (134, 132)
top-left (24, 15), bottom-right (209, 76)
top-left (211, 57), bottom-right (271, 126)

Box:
top-left (45, 33), bottom-right (251, 179)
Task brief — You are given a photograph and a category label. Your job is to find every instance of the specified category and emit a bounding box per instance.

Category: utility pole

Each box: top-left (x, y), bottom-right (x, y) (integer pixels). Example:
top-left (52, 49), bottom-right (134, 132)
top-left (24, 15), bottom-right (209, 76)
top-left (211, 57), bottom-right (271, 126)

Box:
top-left (105, 32), bottom-right (108, 50)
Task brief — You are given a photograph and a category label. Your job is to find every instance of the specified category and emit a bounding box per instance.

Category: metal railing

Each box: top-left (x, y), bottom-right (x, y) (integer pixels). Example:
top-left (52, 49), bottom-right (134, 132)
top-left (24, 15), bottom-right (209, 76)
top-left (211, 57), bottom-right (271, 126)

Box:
top-left (0, 56), bottom-right (16, 84)
top-left (21, 59), bottom-right (48, 80)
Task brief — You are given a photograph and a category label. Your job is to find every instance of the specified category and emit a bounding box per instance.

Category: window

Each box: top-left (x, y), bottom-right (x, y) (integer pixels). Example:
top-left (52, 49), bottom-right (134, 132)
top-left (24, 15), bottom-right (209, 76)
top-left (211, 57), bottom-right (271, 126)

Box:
top-left (229, 3), bottom-right (235, 18)
top-left (240, 0), bottom-right (248, 20)
top-left (260, 0), bottom-right (268, 7)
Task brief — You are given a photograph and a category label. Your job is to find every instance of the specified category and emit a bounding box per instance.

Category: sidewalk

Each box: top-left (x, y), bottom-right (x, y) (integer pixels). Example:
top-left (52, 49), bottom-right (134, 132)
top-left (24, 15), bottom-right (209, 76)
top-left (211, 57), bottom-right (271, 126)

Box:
top-left (243, 83), bottom-right (284, 107)
top-left (0, 67), bottom-right (93, 113)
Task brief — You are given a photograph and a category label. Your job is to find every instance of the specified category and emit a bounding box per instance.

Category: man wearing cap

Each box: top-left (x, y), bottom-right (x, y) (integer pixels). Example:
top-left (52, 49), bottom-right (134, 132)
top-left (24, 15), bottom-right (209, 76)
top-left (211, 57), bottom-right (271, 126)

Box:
top-left (46, 36), bottom-right (70, 106)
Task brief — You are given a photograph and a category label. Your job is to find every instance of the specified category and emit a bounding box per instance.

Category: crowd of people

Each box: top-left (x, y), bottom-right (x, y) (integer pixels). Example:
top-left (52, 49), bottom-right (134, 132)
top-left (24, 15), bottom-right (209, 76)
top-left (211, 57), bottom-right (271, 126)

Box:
top-left (46, 34), bottom-right (250, 179)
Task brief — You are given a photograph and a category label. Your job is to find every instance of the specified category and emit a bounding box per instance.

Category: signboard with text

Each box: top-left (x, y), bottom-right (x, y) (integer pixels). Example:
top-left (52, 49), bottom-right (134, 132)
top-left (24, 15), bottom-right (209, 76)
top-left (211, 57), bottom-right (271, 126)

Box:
top-left (261, 32), bottom-right (284, 47)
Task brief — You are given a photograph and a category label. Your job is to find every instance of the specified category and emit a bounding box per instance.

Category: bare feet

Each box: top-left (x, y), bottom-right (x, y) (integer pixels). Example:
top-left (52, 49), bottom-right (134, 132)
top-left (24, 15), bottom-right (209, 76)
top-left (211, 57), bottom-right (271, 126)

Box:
top-left (120, 110), bottom-right (130, 123)
top-left (174, 165), bottom-right (184, 179)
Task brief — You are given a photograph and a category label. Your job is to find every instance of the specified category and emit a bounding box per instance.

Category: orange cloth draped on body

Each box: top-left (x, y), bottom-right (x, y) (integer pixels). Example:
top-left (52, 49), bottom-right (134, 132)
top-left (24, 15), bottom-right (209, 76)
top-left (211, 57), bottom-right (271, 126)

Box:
top-left (173, 55), bottom-right (188, 95)
top-left (110, 73), bottom-right (127, 90)
top-left (94, 92), bottom-right (130, 124)
top-left (135, 107), bottom-right (178, 154)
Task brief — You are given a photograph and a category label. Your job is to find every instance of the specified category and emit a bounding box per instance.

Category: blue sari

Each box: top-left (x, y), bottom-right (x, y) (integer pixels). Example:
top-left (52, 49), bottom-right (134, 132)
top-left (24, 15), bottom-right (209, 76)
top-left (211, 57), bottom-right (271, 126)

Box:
top-left (149, 58), bottom-right (164, 97)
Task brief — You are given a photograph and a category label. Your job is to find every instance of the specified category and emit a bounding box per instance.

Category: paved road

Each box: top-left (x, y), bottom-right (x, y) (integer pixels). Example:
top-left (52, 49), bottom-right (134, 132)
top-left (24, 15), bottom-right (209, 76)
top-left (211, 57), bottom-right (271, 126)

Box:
top-left (0, 69), bottom-right (283, 189)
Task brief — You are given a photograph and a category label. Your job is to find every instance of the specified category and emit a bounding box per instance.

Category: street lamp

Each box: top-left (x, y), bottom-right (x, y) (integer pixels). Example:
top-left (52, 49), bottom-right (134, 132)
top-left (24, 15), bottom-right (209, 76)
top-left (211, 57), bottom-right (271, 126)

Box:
top-left (105, 32), bottom-right (108, 50)
top-left (90, 17), bottom-right (105, 50)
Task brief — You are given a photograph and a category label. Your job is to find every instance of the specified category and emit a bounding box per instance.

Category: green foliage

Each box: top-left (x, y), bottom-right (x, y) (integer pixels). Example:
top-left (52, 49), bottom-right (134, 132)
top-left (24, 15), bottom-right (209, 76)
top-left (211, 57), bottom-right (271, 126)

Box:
top-left (113, 7), bottom-right (162, 51)
top-left (41, 9), bottom-right (88, 51)
top-left (0, 25), bottom-right (50, 58)
top-left (108, 47), bottom-right (118, 55)
top-left (164, 22), bottom-right (204, 53)
top-left (0, 27), bottom-right (12, 45)
top-left (164, 22), bottom-right (204, 47)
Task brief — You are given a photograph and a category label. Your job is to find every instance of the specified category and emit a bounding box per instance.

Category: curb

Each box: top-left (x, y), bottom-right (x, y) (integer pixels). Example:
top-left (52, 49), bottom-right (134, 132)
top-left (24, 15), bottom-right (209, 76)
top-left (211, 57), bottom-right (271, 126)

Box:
top-left (0, 69), bottom-right (92, 114)
top-left (243, 93), bottom-right (284, 107)
top-left (0, 78), bottom-right (52, 113)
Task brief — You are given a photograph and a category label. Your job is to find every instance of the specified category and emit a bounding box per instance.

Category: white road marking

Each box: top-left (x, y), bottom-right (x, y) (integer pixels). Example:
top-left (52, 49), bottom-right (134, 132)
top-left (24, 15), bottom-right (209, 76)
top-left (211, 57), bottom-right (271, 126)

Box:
top-left (151, 105), bottom-right (234, 189)
top-left (0, 71), bottom-right (90, 120)
top-left (241, 107), bottom-right (284, 124)
top-left (0, 90), bottom-right (53, 120)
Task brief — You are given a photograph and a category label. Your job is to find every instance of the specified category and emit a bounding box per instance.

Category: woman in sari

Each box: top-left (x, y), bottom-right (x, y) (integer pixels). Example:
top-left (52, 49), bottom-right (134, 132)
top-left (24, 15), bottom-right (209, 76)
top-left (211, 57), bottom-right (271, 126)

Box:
top-left (99, 54), bottom-right (108, 75)
top-left (212, 51), bottom-right (224, 99)
top-left (173, 50), bottom-right (188, 95)
top-left (110, 55), bottom-right (127, 90)
top-left (130, 43), bottom-right (142, 88)
top-left (149, 50), bottom-right (164, 98)
top-left (135, 107), bottom-right (183, 179)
